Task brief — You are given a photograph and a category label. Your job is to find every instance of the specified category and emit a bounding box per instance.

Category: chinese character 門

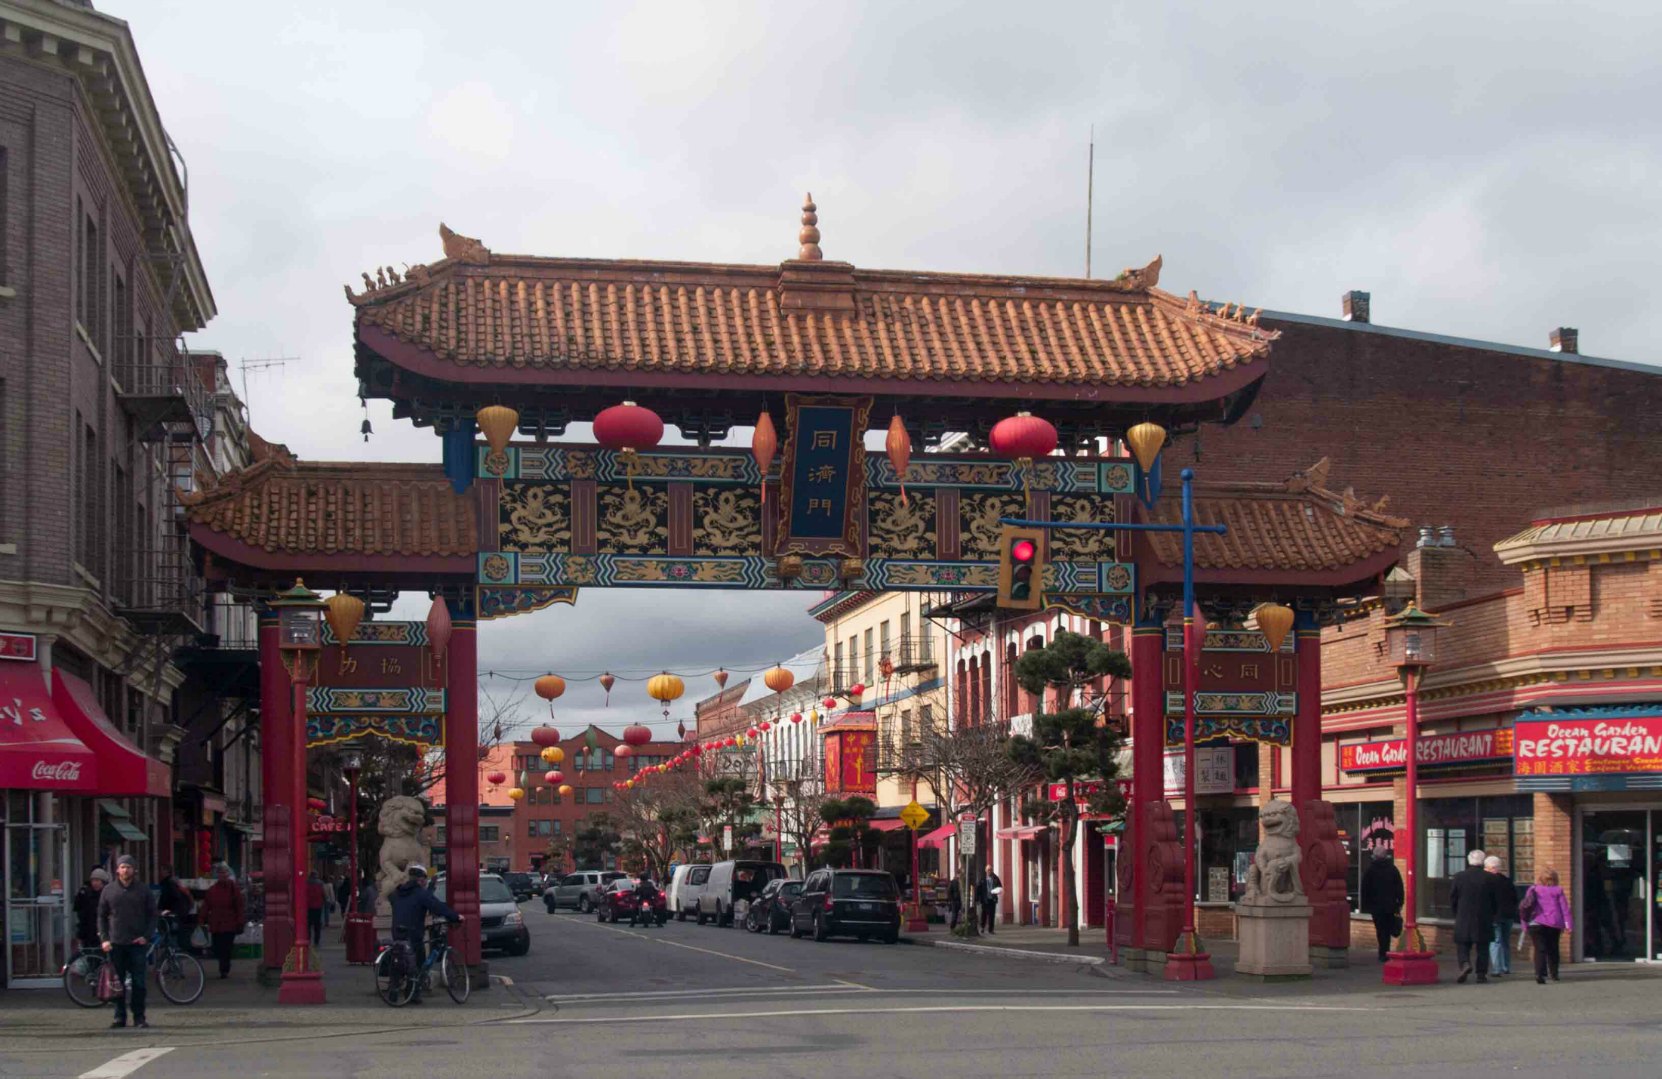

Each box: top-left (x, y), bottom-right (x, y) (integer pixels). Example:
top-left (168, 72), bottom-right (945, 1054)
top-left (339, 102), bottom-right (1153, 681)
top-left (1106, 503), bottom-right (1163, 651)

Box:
top-left (807, 498), bottom-right (833, 516)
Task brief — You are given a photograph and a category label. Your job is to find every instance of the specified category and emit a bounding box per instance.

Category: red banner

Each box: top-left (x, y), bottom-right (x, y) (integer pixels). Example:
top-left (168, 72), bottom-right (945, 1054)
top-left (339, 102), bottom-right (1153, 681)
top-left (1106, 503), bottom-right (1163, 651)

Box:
top-left (1513, 716), bottom-right (1662, 777)
top-left (0, 632), bottom-right (37, 661)
top-left (1340, 727), bottom-right (1513, 772)
top-left (823, 729), bottom-right (877, 794)
top-left (1046, 779), bottom-right (1132, 804)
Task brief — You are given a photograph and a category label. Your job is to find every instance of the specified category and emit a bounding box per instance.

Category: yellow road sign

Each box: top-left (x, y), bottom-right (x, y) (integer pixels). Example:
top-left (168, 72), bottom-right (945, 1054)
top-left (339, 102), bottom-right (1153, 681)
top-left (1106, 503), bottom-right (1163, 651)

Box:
top-left (900, 800), bottom-right (929, 830)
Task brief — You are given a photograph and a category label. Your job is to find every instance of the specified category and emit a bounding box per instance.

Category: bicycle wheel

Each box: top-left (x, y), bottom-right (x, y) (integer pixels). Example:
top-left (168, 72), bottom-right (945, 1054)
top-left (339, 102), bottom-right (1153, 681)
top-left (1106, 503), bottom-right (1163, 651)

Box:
top-left (63, 953), bottom-right (105, 1008)
top-left (156, 949), bottom-right (205, 1005)
top-left (375, 949), bottom-right (415, 1007)
top-left (441, 947), bottom-right (470, 1004)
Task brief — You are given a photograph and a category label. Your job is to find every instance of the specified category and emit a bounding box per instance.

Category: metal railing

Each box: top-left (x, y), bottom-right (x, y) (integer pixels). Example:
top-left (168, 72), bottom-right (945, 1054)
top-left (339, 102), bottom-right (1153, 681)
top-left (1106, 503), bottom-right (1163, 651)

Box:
top-left (114, 335), bottom-right (210, 442)
top-left (114, 540), bottom-right (204, 634)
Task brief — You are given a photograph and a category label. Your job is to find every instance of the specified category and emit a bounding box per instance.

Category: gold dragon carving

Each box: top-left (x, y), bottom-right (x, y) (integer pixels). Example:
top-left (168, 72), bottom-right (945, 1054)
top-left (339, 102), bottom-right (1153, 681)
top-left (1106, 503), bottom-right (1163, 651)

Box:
top-left (868, 491), bottom-right (936, 558)
top-left (1048, 496), bottom-right (1114, 560)
top-left (960, 493), bottom-right (1025, 559)
top-left (598, 485), bottom-right (668, 554)
top-left (500, 484), bottom-right (573, 553)
top-left (693, 489), bottom-right (760, 556)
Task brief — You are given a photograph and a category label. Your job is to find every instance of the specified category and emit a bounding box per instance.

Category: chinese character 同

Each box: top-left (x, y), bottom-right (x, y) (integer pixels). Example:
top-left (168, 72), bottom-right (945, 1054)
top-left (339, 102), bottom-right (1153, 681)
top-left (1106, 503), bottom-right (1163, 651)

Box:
top-left (1239, 662), bottom-right (1260, 680)
top-left (812, 430), bottom-right (838, 450)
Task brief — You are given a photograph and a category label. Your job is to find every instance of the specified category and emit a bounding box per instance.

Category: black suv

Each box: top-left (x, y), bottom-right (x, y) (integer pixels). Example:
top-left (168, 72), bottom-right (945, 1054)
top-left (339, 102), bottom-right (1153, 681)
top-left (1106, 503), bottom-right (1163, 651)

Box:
top-left (502, 872), bottom-right (537, 903)
top-left (790, 869), bottom-right (901, 943)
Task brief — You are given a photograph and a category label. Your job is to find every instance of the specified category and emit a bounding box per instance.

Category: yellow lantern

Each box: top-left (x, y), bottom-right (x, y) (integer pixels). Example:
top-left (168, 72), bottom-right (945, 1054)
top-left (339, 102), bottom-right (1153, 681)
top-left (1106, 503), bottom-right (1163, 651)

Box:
top-left (324, 592), bottom-right (365, 647)
top-left (476, 405), bottom-right (520, 456)
top-left (647, 673), bottom-right (685, 704)
top-left (507, 787), bottom-right (525, 802)
top-left (539, 746), bottom-right (560, 765)
top-left (762, 666), bottom-right (795, 694)
top-left (558, 784), bottom-right (573, 798)
top-left (1255, 602), bottom-right (1295, 652)
top-left (1125, 421), bottom-right (1167, 473)
top-left (625, 779), bottom-right (635, 789)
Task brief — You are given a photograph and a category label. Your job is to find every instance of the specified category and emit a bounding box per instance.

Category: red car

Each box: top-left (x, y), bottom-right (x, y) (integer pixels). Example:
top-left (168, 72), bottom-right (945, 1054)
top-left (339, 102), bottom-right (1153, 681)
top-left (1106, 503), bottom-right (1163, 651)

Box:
top-left (596, 878), bottom-right (668, 926)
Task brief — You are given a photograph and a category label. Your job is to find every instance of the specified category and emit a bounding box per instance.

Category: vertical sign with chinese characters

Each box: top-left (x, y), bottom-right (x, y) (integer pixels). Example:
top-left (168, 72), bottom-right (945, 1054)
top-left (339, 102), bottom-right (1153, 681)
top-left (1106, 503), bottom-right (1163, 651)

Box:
top-left (775, 394), bottom-right (871, 559)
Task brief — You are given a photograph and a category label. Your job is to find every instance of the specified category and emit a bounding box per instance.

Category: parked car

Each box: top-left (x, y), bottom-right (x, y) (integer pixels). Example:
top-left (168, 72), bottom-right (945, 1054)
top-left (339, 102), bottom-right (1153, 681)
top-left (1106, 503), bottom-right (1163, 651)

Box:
top-left (544, 870), bottom-right (628, 913)
top-left (502, 872), bottom-right (538, 903)
top-left (696, 860), bottom-right (787, 926)
top-left (434, 872), bottom-right (530, 955)
top-left (670, 864), bottom-right (711, 921)
top-left (744, 878), bottom-right (803, 934)
top-left (790, 869), bottom-right (901, 943)
top-left (596, 877), bottom-right (669, 925)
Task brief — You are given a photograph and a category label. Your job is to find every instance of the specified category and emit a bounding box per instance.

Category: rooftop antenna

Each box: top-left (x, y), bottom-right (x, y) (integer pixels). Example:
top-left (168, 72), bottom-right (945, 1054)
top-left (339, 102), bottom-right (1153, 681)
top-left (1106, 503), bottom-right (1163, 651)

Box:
top-left (238, 356), bottom-right (295, 426)
top-left (1085, 125), bottom-right (1095, 279)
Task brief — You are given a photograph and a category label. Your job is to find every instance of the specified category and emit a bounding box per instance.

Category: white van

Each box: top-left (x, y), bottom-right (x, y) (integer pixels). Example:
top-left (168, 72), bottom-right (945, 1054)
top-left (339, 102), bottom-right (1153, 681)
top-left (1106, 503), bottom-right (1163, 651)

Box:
top-left (696, 860), bottom-right (786, 926)
top-left (670, 864), bottom-right (710, 921)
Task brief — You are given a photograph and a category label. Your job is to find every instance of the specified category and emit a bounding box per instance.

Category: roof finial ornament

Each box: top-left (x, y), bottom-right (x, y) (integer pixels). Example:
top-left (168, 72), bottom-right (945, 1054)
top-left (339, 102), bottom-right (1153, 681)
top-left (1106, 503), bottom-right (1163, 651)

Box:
top-left (797, 193), bottom-right (823, 261)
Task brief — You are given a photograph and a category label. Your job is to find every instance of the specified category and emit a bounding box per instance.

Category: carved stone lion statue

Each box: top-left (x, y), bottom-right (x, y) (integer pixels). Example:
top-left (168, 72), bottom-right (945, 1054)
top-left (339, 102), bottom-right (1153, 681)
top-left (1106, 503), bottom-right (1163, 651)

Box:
top-left (1243, 798), bottom-right (1304, 905)
top-left (376, 795), bottom-right (430, 906)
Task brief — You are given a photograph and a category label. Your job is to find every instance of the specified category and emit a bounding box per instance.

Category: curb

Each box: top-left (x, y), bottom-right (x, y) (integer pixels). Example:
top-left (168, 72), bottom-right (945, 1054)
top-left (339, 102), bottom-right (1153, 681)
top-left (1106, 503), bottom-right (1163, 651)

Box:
top-left (911, 937), bottom-right (1107, 966)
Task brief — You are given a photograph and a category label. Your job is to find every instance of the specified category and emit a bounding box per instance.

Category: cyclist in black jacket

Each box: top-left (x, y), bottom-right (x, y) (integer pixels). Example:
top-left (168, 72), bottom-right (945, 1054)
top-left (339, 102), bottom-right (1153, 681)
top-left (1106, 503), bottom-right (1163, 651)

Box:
top-left (388, 866), bottom-right (458, 1002)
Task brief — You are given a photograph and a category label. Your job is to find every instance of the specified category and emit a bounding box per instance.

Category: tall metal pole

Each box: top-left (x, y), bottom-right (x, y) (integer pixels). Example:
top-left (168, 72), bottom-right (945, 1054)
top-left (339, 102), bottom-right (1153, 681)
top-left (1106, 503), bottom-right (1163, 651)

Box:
top-left (1165, 467), bottom-right (1214, 979)
top-left (1401, 667), bottom-right (1422, 943)
top-left (346, 769), bottom-right (360, 915)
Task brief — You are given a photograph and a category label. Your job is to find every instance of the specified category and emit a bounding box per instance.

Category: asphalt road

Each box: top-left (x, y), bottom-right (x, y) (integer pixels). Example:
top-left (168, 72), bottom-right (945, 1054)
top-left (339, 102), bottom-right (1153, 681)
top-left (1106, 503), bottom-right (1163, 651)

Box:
top-left (11, 902), bottom-right (1662, 1079)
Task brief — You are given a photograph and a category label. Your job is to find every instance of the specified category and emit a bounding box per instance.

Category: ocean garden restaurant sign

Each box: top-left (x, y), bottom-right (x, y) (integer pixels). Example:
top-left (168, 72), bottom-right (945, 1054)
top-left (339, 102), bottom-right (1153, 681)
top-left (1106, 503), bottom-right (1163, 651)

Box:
top-left (1513, 711), bottom-right (1662, 791)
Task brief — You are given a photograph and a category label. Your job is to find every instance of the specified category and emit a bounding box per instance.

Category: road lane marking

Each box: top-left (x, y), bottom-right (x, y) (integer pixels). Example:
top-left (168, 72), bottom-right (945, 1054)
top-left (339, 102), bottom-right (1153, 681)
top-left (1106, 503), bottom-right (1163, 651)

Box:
top-left (78, 1048), bottom-right (175, 1079)
top-left (575, 918), bottom-right (797, 973)
top-left (507, 1002), bottom-right (1371, 1026)
top-left (547, 984), bottom-right (868, 1003)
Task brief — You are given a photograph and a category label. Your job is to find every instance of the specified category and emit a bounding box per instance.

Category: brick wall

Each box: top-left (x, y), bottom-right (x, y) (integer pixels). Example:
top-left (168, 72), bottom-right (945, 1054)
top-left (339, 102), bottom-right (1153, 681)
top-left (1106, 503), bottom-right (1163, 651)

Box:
top-left (1200, 317), bottom-right (1662, 595)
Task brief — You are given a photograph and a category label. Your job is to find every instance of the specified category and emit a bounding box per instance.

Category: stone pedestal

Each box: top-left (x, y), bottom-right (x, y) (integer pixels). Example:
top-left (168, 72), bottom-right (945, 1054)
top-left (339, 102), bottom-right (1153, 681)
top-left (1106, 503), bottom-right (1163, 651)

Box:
top-left (1234, 901), bottom-right (1313, 981)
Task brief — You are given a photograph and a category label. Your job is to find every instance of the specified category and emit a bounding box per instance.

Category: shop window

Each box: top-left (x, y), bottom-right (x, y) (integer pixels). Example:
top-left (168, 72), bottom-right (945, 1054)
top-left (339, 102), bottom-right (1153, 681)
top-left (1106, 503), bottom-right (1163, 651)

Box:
top-left (1420, 794), bottom-right (1532, 920)
top-left (1334, 801), bottom-right (1396, 912)
top-left (585, 787), bottom-right (603, 805)
top-left (480, 826), bottom-right (499, 843)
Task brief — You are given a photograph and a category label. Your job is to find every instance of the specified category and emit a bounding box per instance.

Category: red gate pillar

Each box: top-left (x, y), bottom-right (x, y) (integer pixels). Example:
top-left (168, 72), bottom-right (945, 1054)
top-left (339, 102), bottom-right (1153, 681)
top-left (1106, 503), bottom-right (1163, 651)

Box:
top-left (444, 597), bottom-right (485, 978)
top-left (1294, 611), bottom-right (1350, 964)
top-left (258, 608), bottom-right (293, 981)
top-left (1127, 617), bottom-right (1181, 970)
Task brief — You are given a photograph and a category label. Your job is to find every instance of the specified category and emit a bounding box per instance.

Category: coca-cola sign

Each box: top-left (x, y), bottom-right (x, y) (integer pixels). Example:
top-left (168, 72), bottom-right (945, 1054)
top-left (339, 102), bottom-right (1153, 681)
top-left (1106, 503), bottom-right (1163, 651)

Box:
top-left (1340, 728), bottom-right (1513, 773)
top-left (30, 759), bottom-right (85, 783)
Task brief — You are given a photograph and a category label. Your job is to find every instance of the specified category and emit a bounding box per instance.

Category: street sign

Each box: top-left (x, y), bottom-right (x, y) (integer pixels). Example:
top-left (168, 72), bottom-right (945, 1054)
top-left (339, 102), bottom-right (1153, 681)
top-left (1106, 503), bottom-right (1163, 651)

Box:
top-left (722, 825), bottom-right (733, 852)
top-left (900, 800), bottom-right (929, 830)
top-left (957, 818), bottom-right (977, 855)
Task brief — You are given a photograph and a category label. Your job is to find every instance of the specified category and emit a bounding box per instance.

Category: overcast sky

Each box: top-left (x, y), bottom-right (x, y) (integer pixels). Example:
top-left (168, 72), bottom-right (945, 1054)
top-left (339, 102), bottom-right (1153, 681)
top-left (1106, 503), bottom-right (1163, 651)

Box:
top-left (122, 1), bottom-right (1661, 739)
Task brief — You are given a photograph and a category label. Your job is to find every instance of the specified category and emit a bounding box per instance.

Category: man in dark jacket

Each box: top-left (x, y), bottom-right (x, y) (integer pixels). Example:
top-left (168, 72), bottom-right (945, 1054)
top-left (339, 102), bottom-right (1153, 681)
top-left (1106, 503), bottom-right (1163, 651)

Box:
top-left (630, 875), bottom-right (660, 927)
top-left (1358, 848), bottom-right (1405, 961)
top-left (1450, 848), bottom-right (1499, 984)
top-left (157, 866), bottom-right (195, 952)
top-left (72, 868), bottom-right (109, 950)
top-left (97, 855), bottom-right (157, 1028)
top-left (974, 870), bottom-right (1002, 935)
top-left (388, 865), bottom-right (459, 1003)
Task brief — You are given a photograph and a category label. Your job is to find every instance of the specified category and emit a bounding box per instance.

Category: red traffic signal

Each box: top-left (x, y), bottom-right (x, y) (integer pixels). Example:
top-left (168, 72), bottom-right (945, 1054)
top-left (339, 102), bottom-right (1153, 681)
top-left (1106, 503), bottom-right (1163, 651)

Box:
top-left (997, 525), bottom-right (1046, 610)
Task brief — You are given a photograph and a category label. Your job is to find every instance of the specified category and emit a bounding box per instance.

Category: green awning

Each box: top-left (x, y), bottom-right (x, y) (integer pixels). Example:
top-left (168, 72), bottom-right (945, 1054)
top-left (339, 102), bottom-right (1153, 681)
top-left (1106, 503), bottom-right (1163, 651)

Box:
top-left (99, 800), bottom-right (131, 819)
top-left (109, 820), bottom-right (147, 841)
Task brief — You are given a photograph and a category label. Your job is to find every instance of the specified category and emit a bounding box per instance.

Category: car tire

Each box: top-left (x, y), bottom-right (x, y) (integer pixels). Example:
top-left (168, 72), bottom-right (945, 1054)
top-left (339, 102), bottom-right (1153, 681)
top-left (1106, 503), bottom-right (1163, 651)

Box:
top-left (512, 937), bottom-right (531, 956)
top-left (677, 908), bottom-right (688, 922)
top-left (543, 897), bottom-right (556, 914)
top-left (695, 907), bottom-right (708, 926)
top-left (578, 896), bottom-right (592, 914)
top-left (767, 916), bottom-right (781, 936)
top-left (715, 902), bottom-right (725, 927)
top-left (813, 913), bottom-right (829, 942)
top-left (882, 931), bottom-right (899, 945)
top-left (789, 918), bottom-right (804, 940)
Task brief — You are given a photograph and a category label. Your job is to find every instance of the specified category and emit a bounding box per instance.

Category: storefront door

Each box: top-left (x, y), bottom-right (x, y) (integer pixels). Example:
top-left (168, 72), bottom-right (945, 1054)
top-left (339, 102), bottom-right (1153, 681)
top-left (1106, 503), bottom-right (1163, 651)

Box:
top-left (5, 819), bottom-right (70, 986)
top-left (1579, 809), bottom-right (1650, 962)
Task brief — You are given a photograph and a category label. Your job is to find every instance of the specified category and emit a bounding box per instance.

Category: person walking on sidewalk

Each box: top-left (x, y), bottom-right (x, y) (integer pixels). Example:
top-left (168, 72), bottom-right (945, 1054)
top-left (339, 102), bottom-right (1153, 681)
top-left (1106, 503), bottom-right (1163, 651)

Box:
top-left (1485, 855), bottom-right (1519, 976)
top-left (73, 868), bottom-right (109, 951)
top-left (1520, 866), bottom-right (1572, 984)
top-left (975, 870), bottom-right (1002, 935)
top-left (306, 872), bottom-right (327, 946)
top-left (1451, 848), bottom-right (1498, 983)
top-left (97, 855), bottom-right (157, 1029)
top-left (199, 863), bottom-right (246, 979)
top-left (1359, 848), bottom-right (1404, 962)
top-left (946, 878), bottom-right (963, 931)
top-left (157, 866), bottom-right (195, 953)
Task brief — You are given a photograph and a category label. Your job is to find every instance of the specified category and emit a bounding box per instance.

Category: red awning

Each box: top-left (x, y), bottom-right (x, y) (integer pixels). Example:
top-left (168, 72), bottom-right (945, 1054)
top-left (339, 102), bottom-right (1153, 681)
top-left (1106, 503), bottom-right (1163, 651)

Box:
top-left (917, 824), bottom-right (955, 849)
top-left (868, 819), bottom-right (908, 833)
top-left (52, 671), bottom-right (170, 798)
top-left (996, 825), bottom-right (1045, 840)
top-left (0, 664), bottom-right (97, 791)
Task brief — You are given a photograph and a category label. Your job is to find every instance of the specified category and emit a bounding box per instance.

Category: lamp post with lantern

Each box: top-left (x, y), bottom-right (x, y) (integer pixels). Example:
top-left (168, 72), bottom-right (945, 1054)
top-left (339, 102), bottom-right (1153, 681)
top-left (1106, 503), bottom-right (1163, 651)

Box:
top-left (1382, 603), bottom-right (1450, 986)
top-left (341, 749), bottom-right (377, 963)
top-left (273, 579), bottom-right (328, 1004)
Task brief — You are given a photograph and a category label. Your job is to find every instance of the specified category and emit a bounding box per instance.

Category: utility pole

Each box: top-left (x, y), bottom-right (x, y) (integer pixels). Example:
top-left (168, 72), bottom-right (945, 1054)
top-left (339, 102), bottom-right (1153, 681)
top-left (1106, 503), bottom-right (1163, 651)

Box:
top-left (1085, 126), bottom-right (1095, 279)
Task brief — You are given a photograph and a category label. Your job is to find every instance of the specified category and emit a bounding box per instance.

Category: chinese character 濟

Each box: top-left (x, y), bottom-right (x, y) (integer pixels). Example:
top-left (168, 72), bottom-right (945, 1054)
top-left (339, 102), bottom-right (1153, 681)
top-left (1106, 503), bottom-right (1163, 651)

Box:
top-left (808, 465), bottom-right (837, 484)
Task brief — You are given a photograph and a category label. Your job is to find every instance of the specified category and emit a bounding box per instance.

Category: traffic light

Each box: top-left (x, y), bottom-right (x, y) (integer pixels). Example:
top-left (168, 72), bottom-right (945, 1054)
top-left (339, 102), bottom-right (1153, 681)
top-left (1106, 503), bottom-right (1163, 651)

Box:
top-left (996, 525), bottom-right (1046, 610)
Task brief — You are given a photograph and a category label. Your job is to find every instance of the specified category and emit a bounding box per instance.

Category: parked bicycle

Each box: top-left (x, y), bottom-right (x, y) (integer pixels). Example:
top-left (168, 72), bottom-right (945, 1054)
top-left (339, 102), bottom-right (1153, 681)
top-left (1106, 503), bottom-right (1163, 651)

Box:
top-left (63, 912), bottom-right (206, 1008)
top-left (372, 922), bottom-right (469, 1006)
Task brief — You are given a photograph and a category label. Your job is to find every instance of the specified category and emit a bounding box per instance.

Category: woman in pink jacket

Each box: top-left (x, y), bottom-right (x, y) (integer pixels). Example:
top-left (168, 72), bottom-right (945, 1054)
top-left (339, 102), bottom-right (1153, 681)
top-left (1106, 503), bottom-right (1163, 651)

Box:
top-left (1519, 866), bottom-right (1572, 984)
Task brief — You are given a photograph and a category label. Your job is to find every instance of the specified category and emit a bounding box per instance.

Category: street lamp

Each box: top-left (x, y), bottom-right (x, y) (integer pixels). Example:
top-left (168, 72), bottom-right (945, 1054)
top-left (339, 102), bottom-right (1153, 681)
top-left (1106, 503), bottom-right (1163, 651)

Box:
top-left (273, 579), bottom-right (327, 1005)
top-left (1382, 603), bottom-right (1450, 986)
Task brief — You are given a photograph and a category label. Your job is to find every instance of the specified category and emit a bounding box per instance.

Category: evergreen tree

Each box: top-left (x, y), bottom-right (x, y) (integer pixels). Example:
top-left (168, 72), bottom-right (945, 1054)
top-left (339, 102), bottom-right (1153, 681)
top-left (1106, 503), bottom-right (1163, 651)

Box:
top-left (1010, 630), bottom-right (1132, 946)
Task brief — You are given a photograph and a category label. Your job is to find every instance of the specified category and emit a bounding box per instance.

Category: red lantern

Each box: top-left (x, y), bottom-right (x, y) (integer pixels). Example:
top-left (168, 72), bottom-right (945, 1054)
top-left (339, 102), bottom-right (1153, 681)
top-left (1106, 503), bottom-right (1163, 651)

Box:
top-left (886, 414), bottom-right (913, 506)
top-left (623, 724), bottom-right (652, 746)
top-left (485, 771), bottom-right (506, 786)
top-left (691, 744), bottom-right (703, 756)
top-left (544, 769), bottom-right (563, 785)
top-left (759, 721), bottom-right (771, 732)
top-left (849, 683), bottom-right (866, 698)
top-left (823, 696), bottom-right (837, 710)
top-left (530, 726), bottom-right (561, 747)
top-left (747, 727), bottom-right (759, 738)
top-left (426, 596), bottom-right (452, 667)
top-left (790, 712), bottom-right (803, 724)
top-left (614, 744), bottom-right (633, 759)
top-left (724, 737), bottom-right (737, 748)
top-left (593, 402), bottom-right (664, 491)
top-left (990, 411), bottom-right (1058, 506)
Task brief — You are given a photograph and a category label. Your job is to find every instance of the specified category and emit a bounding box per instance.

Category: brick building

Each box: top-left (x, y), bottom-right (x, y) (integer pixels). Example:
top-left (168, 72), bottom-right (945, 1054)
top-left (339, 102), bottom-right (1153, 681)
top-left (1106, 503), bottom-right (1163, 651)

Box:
top-left (0, 0), bottom-right (256, 990)
top-left (432, 726), bottom-right (686, 874)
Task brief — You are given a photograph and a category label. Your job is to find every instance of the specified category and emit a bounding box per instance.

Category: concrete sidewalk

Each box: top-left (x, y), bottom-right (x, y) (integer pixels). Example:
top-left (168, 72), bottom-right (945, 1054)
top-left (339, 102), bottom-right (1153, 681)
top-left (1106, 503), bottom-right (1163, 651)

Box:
top-left (906, 924), bottom-right (1662, 997)
top-left (0, 934), bottom-right (536, 1046)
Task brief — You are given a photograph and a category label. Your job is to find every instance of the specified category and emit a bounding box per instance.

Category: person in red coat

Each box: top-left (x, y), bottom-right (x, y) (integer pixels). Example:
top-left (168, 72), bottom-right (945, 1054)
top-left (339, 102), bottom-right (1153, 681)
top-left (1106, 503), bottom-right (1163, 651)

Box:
top-left (306, 872), bottom-right (327, 946)
top-left (198, 864), bottom-right (246, 979)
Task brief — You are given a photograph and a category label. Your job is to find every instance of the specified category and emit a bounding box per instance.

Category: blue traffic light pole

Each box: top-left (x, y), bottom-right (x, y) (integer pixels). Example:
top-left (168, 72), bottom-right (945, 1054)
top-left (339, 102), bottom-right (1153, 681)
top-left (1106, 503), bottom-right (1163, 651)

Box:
top-left (1001, 466), bottom-right (1224, 978)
